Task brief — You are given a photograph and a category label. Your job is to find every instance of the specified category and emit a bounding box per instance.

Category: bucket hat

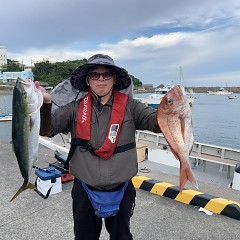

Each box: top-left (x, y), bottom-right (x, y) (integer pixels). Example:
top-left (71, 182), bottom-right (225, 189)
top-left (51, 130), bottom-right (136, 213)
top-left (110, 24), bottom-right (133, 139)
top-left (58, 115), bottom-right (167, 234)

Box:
top-left (70, 54), bottom-right (132, 91)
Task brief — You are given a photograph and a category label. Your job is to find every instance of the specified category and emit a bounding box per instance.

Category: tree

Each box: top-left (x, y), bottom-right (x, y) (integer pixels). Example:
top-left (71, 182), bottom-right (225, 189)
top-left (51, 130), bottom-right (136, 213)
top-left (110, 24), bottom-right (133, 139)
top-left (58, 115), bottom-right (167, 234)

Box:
top-left (32, 59), bottom-right (87, 86)
top-left (32, 59), bottom-right (143, 88)
top-left (1, 59), bottom-right (22, 72)
top-left (130, 75), bottom-right (142, 87)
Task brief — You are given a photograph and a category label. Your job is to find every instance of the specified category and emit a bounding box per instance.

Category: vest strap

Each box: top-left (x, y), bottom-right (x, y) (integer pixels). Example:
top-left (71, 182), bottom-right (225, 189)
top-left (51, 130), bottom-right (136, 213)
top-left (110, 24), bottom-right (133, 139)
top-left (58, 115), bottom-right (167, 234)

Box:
top-left (76, 90), bottom-right (128, 159)
top-left (114, 142), bottom-right (136, 154)
top-left (64, 138), bottom-right (136, 170)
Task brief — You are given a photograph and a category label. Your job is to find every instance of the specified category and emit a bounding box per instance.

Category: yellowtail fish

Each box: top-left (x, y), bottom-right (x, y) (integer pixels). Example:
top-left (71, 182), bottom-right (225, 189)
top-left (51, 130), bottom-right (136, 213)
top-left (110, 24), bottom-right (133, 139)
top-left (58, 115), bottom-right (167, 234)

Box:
top-left (157, 85), bottom-right (198, 192)
top-left (11, 78), bottom-right (43, 201)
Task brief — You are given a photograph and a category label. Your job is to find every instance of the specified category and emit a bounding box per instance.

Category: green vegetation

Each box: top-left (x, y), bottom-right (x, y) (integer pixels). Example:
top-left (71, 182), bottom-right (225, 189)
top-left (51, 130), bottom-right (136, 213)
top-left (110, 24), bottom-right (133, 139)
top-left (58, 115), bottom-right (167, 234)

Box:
top-left (1, 59), bottom-right (22, 72)
top-left (129, 75), bottom-right (142, 87)
top-left (33, 59), bottom-right (88, 86)
top-left (32, 59), bottom-right (142, 87)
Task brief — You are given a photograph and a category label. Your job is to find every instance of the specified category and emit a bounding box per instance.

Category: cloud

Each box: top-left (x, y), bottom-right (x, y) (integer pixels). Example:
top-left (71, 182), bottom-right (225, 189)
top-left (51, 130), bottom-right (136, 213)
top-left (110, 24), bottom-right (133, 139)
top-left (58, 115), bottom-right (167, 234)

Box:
top-left (2, 0), bottom-right (240, 86)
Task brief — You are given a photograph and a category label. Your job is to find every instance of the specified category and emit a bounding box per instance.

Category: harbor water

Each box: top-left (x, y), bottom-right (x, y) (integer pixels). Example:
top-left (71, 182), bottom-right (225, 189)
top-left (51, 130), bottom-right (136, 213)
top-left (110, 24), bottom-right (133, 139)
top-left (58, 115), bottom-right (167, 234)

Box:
top-left (134, 92), bottom-right (240, 149)
top-left (0, 93), bottom-right (240, 150)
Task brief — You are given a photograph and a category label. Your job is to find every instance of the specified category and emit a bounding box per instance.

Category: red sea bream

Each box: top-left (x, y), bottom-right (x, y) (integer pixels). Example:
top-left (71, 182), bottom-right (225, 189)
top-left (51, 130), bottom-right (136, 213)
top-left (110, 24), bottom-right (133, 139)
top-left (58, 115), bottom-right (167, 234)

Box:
top-left (157, 85), bottom-right (198, 192)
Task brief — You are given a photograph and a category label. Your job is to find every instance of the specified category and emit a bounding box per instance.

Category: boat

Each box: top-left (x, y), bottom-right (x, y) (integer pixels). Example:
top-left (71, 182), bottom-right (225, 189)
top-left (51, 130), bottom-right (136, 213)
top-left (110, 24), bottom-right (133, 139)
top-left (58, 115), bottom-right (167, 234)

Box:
top-left (135, 67), bottom-right (195, 108)
top-left (136, 83), bottom-right (173, 108)
top-left (228, 95), bottom-right (237, 99)
top-left (0, 113), bottom-right (12, 122)
top-left (135, 87), bottom-right (194, 108)
top-left (185, 88), bottom-right (196, 96)
top-left (135, 93), bottom-right (165, 108)
top-left (188, 95), bottom-right (195, 107)
top-left (154, 84), bottom-right (173, 94)
top-left (208, 87), bottom-right (233, 95)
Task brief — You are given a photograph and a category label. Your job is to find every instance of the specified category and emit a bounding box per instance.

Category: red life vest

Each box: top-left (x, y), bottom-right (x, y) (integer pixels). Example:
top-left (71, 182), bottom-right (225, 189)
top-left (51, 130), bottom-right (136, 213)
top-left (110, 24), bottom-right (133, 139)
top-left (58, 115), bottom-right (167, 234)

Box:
top-left (76, 90), bottom-right (128, 159)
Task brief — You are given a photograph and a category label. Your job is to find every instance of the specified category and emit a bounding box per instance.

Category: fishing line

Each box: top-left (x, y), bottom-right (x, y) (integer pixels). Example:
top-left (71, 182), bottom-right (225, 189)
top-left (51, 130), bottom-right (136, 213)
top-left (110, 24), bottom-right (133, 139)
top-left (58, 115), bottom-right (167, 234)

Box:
top-left (52, 100), bottom-right (61, 108)
top-left (74, 90), bottom-right (81, 102)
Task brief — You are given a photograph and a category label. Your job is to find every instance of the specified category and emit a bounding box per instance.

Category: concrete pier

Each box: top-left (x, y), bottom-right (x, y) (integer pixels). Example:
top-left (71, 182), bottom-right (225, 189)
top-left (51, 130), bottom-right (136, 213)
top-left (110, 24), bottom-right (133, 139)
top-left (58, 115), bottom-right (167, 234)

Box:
top-left (0, 140), bottom-right (239, 240)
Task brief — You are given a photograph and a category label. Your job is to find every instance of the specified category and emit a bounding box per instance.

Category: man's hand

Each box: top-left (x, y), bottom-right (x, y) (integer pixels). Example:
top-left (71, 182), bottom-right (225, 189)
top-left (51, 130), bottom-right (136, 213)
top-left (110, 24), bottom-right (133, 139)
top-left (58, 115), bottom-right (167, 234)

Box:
top-left (35, 81), bottom-right (52, 104)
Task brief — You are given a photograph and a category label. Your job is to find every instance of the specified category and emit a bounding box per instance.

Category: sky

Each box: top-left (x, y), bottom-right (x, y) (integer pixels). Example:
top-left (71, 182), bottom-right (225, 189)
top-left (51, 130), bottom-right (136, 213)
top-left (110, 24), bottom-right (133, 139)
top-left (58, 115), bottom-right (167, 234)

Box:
top-left (1, 0), bottom-right (240, 87)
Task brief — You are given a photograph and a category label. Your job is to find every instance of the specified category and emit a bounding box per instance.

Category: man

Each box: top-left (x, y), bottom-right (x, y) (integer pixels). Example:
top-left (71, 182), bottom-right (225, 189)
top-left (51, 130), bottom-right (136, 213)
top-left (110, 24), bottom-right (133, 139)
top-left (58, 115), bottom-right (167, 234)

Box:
top-left (36, 54), bottom-right (160, 240)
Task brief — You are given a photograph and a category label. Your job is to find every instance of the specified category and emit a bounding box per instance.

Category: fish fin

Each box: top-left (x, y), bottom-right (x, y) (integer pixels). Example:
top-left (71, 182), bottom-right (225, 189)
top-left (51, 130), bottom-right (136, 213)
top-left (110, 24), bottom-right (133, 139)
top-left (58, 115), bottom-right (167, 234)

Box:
top-left (179, 165), bottom-right (198, 193)
top-left (10, 182), bottom-right (36, 202)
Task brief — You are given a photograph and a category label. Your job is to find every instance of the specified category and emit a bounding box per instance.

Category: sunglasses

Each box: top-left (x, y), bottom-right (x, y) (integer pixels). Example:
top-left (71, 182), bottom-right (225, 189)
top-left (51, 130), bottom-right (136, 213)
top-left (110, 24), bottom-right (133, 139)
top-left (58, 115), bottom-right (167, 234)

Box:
top-left (87, 71), bottom-right (115, 81)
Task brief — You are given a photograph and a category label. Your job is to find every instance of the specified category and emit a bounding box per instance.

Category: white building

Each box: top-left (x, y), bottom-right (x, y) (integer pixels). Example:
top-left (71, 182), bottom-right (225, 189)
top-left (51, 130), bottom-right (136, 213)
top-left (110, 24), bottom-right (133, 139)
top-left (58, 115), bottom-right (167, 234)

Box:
top-left (0, 46), bottom-right (7, 67)
top-left (0, 71), bottom-right (34, 84)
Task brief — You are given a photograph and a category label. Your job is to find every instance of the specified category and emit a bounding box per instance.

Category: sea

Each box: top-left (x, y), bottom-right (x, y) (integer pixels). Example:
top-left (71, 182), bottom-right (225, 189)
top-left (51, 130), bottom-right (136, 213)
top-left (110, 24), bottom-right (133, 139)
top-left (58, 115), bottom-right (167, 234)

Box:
top-left (0, 92), bottom-right (240, 150)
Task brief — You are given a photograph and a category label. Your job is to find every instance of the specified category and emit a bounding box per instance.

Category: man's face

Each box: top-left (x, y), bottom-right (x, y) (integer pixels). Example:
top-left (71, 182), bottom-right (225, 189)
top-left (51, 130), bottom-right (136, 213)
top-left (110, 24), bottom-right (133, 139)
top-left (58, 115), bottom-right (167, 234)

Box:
top-left (86, 66), bottom-right (116, 97)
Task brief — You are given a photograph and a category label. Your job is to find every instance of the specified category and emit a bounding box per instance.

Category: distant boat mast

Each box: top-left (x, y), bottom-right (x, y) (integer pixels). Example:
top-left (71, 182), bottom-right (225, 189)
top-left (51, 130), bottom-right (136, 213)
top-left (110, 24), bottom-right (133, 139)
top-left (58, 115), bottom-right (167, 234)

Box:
top-left (180, 66), bottom-right (184, 85)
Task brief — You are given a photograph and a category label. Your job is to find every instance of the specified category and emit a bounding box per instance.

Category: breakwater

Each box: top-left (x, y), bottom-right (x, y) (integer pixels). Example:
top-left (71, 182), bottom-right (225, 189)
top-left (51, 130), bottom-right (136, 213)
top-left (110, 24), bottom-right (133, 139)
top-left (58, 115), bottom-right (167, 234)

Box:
top-left (134, 87), bottom-right (240, 94)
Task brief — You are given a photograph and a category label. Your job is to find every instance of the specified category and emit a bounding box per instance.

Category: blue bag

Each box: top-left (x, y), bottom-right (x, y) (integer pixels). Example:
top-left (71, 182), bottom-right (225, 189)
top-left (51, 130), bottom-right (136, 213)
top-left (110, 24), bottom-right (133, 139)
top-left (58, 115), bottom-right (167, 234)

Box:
top-left (81, 181), bottom-right (128, 218)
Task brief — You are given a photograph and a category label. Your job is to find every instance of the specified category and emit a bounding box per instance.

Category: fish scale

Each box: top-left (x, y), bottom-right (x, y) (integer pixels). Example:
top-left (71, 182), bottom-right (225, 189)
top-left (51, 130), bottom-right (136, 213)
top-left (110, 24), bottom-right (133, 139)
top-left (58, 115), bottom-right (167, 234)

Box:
top-left (11, 78), bottom-right (43, 201)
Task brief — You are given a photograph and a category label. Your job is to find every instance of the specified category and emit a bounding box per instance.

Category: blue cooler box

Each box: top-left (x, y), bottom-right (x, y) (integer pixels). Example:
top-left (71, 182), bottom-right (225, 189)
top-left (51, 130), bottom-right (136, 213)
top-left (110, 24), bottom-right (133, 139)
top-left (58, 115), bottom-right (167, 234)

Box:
top-left (35, 167), bottom-right (62, 197)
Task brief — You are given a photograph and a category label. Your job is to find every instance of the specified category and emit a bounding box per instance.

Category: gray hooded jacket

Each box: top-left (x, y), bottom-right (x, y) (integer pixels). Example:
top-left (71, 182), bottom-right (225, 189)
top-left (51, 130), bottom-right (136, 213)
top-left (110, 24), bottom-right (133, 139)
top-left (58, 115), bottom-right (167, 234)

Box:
top-left (40, 93), bottom-right (160, 188)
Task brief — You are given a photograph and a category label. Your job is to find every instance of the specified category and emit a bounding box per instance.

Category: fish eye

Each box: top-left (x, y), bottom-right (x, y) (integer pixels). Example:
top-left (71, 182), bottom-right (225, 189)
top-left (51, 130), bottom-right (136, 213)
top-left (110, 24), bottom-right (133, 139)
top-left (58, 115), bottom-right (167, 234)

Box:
top-left (166, 99), bottom-right (173, 105)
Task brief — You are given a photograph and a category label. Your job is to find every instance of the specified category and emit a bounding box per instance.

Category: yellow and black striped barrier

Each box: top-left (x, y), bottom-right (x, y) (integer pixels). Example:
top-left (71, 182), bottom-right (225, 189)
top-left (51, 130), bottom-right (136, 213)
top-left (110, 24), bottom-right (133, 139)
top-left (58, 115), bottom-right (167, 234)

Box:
top-left (132, 175), bottom-right (240, 220)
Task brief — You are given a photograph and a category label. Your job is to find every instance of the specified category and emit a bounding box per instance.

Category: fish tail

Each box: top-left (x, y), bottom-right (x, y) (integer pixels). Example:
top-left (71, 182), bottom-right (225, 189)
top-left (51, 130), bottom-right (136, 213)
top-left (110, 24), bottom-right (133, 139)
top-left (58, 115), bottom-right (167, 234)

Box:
top-left (179, 167), bottom-right (198, 193)
top-left (10, 182), bottom-right (36, 201)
